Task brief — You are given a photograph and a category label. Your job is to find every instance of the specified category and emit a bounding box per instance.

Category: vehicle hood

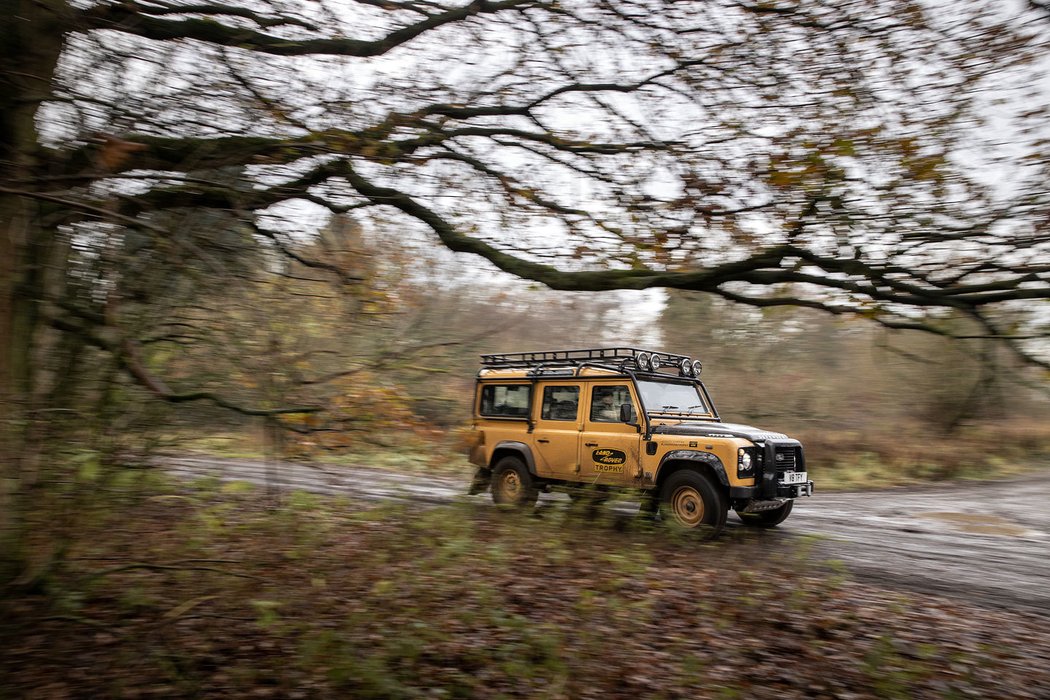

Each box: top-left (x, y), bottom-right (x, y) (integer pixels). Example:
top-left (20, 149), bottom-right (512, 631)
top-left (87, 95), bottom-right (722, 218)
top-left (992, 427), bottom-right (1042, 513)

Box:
top-left (653, 421), bottom-right (790, 442)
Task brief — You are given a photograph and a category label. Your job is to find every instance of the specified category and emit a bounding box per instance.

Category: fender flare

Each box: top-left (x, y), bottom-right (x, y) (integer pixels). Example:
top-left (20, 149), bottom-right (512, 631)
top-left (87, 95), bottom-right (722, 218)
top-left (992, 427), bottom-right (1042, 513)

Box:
top-left (657, 450), bottom-right (729, 487)
top-left (490, 441), bottom-right (538, 475)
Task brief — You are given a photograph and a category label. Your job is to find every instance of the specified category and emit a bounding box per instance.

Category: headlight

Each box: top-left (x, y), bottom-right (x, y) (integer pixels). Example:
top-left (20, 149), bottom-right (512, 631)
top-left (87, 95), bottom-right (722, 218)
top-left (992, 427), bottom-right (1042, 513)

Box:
top-left (737, 448), bottom-right (755, 477)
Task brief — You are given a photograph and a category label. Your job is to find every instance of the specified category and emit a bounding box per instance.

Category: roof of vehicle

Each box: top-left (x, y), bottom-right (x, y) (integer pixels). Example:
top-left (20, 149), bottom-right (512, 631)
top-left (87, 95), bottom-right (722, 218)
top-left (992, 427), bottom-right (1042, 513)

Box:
top-left (478, 366), bottom-right (628, 380)
top-left (476, 347), bottom-right (703, 381)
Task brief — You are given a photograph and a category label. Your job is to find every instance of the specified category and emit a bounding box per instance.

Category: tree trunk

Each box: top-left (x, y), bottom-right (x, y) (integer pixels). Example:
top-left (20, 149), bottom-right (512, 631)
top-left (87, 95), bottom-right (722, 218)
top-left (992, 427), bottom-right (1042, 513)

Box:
top-left (0, 0), bottom-right (72, 582)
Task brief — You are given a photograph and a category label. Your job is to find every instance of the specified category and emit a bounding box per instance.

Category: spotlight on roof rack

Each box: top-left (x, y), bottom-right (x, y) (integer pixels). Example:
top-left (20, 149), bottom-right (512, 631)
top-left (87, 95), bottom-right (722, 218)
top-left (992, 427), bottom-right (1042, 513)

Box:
top-left (679, 357), bottom-right (692, 376)
top-left (636, 352), bottom-right (651, 372)
top-left (691, 360), bottom-right (703, 377)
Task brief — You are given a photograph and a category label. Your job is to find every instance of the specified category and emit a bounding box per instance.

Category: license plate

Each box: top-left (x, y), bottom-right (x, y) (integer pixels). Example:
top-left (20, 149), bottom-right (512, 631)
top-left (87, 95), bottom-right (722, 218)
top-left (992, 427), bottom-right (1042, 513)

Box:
top-left (780, 471), bottom-right (808, 485)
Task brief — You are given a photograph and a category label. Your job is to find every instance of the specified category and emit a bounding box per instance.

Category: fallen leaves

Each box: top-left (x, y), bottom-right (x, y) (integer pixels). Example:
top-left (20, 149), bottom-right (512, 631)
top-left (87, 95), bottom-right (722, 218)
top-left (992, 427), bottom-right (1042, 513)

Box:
top-left (4, 489), bottom-right (1050, 699)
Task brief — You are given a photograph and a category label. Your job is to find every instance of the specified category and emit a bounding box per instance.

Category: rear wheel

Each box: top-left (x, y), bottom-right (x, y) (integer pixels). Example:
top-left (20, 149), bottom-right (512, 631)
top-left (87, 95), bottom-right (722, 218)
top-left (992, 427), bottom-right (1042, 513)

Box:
top-left (660, 470), bottom-right (727, 539)
top-left (736, 500), bottom-right (793, 528)
top-left (491, 456), bottom-right (538, 507)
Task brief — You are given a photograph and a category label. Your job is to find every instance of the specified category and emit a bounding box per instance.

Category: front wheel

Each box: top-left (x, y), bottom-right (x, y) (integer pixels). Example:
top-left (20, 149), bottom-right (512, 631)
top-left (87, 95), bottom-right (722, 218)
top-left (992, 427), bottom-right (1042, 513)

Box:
top-left (660, 471), bottom-right (727, 539)
top-left (736, 500), bottom-right (793, 528)
top-left (491, 456), bottom-right (538, 507)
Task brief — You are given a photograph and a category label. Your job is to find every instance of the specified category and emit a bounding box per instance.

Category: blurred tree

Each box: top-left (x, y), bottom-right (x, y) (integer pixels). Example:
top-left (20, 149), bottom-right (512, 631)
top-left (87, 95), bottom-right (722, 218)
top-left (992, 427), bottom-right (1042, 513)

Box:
top-left (2, 0), bottom-right (1049, 577)
top-left (658, 289), bottom-right (1027, 435)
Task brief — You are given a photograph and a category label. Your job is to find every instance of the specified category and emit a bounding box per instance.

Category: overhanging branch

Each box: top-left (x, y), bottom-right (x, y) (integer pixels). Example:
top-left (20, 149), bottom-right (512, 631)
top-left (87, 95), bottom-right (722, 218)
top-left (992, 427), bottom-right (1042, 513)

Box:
top-left (80, 0), bottom-right (540, 57)
top-left (49, 313), bottom-right (322, 417)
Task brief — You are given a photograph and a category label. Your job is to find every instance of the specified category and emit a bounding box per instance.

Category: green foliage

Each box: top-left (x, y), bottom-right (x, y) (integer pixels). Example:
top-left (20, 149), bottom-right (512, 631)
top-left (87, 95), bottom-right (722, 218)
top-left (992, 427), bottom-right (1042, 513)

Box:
top-left (250, 600), bottom-right (282, 629)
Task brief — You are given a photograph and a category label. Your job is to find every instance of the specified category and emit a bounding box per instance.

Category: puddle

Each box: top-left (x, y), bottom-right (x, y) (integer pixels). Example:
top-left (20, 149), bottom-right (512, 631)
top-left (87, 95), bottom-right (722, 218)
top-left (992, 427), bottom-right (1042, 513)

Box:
top-left (916, 511), bottom-right (1029, 537)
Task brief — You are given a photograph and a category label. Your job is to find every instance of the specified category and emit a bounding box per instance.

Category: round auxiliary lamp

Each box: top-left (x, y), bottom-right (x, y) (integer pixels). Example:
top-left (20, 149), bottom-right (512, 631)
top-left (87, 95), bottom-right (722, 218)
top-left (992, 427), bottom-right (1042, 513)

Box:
top-left (671, 357), bottom-right (703, 378)
top-left (635, 352), bottom-right (651, 372)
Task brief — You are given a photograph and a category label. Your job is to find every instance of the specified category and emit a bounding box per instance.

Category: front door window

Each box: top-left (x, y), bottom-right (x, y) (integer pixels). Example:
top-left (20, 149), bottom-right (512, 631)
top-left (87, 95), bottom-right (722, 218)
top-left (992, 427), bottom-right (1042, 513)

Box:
top-left (590, 385), bottom-right (633, 423)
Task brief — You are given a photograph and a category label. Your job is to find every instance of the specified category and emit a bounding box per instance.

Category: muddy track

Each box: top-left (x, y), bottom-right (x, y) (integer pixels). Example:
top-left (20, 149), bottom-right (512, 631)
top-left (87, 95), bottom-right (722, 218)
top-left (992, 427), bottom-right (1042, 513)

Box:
top-left (162, 455), bottom-right (1050, 615)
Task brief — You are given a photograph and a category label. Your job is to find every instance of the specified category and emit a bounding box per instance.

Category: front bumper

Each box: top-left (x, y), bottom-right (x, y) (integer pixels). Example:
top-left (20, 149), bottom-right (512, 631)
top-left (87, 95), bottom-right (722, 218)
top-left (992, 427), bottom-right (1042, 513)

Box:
top-left (756, 439), bottom-right (811, 499)
top-left (730, 480), bottom-right (813, 500)
top-left (794, 481), bottom-right (814, 498)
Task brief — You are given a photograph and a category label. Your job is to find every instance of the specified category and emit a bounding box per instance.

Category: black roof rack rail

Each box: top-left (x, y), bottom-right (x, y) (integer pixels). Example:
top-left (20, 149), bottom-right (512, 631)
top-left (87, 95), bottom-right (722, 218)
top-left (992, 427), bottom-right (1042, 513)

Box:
top-left (479, 347), bottom-right (695, 370)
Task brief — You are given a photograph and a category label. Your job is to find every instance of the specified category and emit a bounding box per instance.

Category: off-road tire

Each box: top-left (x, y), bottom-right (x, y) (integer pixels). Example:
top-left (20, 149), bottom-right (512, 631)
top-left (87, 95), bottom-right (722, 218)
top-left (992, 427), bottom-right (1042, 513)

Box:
top-left (736, 500), bottom-right (793, 528)
top-left (660, 470), bottom-right (727, 539)
top-left (491, 456), bottom-right (539, 507)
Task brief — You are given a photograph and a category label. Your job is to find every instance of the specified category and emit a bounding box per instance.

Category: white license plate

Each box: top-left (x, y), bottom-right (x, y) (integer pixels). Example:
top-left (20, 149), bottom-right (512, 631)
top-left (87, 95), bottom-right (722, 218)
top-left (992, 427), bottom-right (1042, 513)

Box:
top-left (780, 471), bottom-right (808, 485)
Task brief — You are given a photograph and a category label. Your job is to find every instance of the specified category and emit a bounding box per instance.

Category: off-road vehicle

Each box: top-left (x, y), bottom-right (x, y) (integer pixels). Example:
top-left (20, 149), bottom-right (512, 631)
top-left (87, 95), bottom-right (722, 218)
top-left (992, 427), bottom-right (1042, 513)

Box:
top-left (467, 347), bottom-right (813, 538)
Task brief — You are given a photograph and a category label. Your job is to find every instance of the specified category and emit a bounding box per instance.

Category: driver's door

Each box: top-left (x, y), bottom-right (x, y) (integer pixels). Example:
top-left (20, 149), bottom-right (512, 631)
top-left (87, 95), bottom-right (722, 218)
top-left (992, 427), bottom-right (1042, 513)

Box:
top-left (580, 383), bottom-right (642, 487)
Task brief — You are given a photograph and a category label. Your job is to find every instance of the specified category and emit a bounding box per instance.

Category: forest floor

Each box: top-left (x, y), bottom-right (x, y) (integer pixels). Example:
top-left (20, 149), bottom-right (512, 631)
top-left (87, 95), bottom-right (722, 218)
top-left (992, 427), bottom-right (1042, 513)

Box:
top-left (4, 466), bottom-right (1050, 699)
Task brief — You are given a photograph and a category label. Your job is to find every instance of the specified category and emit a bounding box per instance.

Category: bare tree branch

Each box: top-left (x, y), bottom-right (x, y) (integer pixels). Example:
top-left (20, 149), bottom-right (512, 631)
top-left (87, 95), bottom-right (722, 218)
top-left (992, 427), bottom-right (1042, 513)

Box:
top-left (80, 0), bottom-right (541, 57)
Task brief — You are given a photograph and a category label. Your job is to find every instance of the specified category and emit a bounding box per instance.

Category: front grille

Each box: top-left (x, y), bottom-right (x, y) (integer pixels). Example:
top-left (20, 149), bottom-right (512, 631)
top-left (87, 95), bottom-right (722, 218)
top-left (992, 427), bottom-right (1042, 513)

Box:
top-left (773, 447), bottom-right (797, 471)
top-left (758, 442), bottom-right (805, 498)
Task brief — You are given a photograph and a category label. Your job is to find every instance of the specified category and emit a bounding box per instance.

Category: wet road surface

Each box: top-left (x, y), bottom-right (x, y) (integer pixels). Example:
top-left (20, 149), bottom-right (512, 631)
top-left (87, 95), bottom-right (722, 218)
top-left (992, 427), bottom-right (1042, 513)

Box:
top-left (789, 478), bottom-right (1050, 614)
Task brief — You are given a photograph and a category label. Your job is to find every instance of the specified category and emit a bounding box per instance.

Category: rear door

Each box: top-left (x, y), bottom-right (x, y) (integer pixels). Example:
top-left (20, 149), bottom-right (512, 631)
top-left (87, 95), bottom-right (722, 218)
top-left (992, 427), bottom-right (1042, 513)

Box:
top-left (532, 383), bottom-right (582, 479)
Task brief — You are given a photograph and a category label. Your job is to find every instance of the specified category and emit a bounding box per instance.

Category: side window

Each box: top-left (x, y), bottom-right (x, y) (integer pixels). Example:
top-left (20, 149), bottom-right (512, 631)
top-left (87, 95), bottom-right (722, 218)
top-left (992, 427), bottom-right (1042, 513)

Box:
top-left (480, 384), bottom-right (532, 418)
top-left (540, 386), bottom-right (580, 421)
top-left (590, 385), bottom-right (633, 423)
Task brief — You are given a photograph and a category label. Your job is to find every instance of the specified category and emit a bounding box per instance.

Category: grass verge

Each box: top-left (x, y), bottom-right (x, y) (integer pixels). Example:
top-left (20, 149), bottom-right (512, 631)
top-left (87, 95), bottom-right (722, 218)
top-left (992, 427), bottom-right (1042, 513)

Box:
top-left (800, 419), bottom-right (1050, 490)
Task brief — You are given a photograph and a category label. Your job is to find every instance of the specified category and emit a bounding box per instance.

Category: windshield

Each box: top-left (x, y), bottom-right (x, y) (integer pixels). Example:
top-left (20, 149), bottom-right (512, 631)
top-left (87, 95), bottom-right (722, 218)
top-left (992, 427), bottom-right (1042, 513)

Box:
top-left (636, 380), bottom-right (710, 416)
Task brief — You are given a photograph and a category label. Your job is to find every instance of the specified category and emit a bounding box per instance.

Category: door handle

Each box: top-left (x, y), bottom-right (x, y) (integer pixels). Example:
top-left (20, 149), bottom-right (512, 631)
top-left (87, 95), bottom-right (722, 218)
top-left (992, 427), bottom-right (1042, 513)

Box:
top-left (584, 442), bottom-right (599, 447)
top-left (537, 439), bottom-right (550, 443)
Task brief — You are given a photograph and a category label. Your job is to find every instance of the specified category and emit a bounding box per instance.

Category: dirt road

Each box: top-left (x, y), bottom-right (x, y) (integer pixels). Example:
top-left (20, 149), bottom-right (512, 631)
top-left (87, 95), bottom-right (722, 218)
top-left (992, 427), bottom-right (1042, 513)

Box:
top-left (163, 455), bottom-right (1050, 614)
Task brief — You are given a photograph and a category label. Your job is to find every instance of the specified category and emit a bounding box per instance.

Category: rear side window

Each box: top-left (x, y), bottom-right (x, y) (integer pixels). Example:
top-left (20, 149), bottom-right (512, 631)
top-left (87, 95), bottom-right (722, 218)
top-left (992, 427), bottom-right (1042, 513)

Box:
top-left (479, 384), bottom-right (532, 418)
top-left (540, 385), bottom-right (580, 421)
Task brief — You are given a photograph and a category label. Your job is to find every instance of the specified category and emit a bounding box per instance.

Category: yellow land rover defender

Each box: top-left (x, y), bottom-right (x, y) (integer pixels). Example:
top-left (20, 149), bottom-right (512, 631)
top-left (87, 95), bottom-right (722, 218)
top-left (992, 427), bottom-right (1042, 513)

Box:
top-left (467, 347), bottom-right (813, 538)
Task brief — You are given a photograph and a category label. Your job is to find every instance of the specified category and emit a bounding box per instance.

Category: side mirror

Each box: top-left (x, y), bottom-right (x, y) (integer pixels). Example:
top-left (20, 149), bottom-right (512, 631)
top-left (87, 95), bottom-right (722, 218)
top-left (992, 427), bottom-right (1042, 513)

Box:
top-left (619, 403), bottom-right (637, 424)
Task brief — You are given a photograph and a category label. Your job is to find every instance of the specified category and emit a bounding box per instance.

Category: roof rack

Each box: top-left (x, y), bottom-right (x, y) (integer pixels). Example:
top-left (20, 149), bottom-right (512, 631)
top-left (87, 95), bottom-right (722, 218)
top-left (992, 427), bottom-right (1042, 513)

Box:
top-left (479, 347), bottom-right (702, 376)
